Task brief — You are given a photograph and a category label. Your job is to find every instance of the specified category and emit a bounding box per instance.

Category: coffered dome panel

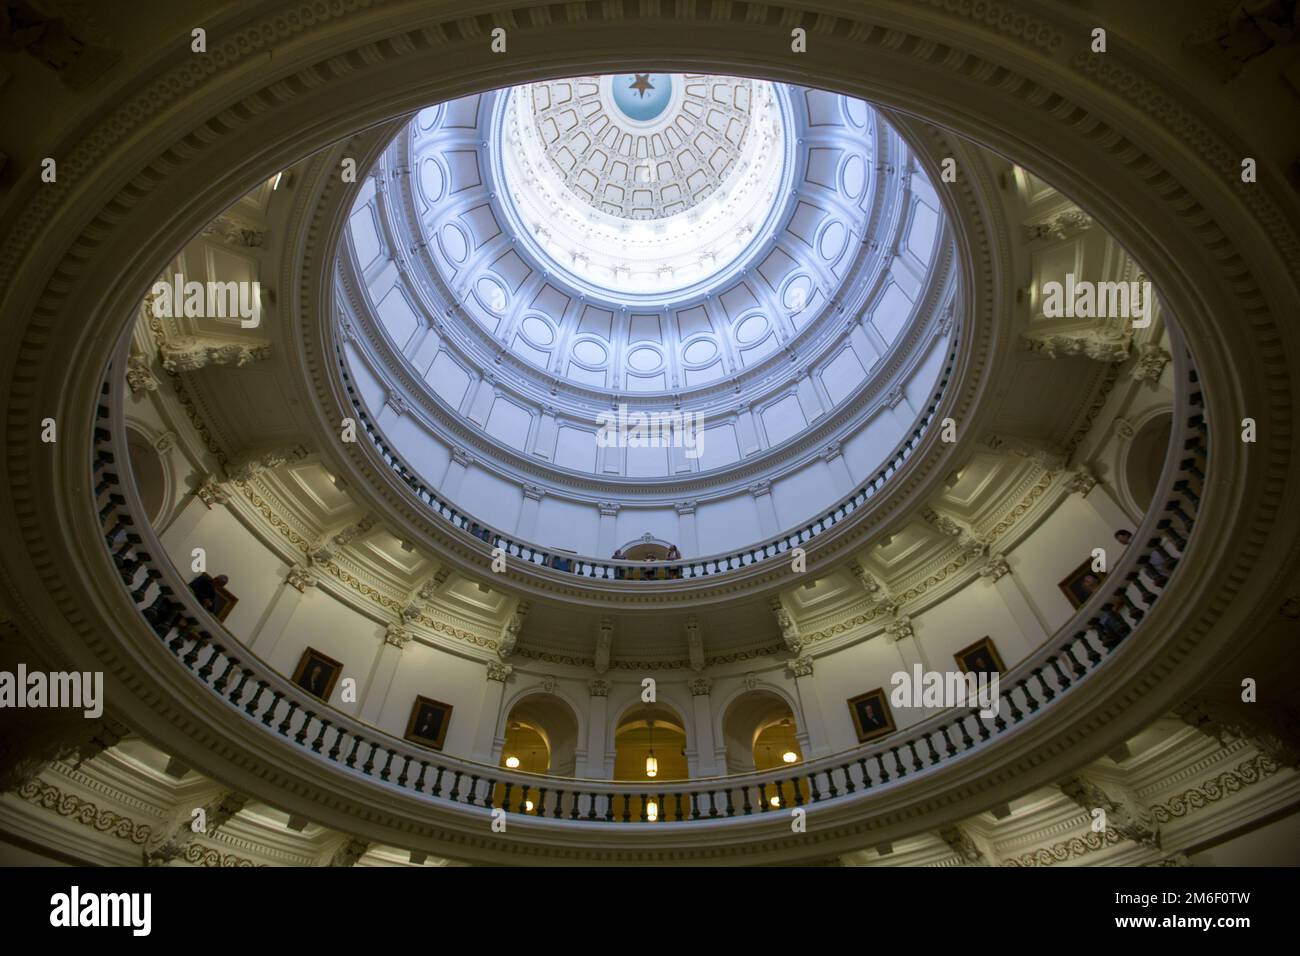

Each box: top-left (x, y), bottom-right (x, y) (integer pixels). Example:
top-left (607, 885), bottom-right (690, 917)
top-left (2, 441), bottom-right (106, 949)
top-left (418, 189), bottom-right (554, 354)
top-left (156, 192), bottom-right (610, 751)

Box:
top-left (335, 75), bottom-right (959, 559)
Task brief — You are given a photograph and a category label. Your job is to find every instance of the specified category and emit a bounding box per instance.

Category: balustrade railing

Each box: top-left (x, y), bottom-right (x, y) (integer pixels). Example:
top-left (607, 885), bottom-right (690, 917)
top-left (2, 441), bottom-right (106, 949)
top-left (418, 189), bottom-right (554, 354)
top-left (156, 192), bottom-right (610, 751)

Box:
top-left (94, 358), bottom-right (1204, 824)
top-left (337, 346), bottom-right (955, 582)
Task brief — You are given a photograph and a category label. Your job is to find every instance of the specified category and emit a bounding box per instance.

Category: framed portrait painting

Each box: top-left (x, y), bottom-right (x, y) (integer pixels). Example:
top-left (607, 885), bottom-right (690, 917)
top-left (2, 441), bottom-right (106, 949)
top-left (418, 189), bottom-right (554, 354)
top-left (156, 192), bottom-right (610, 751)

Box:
top-left (291, 647), bottom-right (343, 701)
top-left (405, 696), bottom-right (453, 751)
top-left (847, 688), bottom-right (896, 744)
top-left (954, 637), bottom-right (1005, 677)
top-left (1058, 558), bottom-right (1106, 609)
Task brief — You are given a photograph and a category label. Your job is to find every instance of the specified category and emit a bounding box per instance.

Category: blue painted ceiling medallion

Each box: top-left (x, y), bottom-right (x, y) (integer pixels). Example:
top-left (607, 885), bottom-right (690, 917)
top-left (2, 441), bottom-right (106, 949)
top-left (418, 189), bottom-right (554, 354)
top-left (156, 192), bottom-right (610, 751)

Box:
top-left (611, 73), bottom-right (673, 122)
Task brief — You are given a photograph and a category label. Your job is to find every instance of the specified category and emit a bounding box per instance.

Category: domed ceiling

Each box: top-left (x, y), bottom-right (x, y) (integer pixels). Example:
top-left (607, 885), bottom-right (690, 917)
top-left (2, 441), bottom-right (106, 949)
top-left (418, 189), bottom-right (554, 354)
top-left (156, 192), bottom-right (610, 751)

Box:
top-left (336, 73), bottom-right (957, 556)
top-left (501, 73), bottom-right (787, 295)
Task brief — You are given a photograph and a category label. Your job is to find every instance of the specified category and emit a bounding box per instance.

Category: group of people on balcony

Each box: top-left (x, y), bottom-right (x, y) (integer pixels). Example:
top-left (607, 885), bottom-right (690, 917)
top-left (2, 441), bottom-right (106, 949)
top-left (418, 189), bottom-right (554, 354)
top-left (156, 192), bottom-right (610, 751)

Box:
top-left (611, 544), bottom-right (682, 580)
top-left (1091, 527), bottom-right (1173, 649)
top-left (461, 516), bottom-right (684, 580)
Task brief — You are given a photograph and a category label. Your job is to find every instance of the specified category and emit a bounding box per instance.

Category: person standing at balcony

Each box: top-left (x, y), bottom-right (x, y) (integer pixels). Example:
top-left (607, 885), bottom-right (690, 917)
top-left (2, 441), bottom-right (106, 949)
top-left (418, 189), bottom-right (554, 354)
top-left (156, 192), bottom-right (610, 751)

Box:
top-left (1115, 528), bottom-right (1169, 585)
top-left (189, 573), bottom-right (229, 614)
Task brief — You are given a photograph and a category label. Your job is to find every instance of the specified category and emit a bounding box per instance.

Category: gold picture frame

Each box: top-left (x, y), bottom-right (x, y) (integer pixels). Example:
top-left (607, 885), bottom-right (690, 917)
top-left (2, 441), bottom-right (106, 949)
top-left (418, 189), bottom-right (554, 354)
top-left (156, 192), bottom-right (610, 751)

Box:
top-left (405, 695), bottom-right (453, 751)
top-left (291, 647), bottom-right (343, 701)
top-left (847, 688), bottom-right (896, 743)
top-left (954, 636), bottom-right (1005, 676)
top-left (1058, 557), bottom-right (1106, 609)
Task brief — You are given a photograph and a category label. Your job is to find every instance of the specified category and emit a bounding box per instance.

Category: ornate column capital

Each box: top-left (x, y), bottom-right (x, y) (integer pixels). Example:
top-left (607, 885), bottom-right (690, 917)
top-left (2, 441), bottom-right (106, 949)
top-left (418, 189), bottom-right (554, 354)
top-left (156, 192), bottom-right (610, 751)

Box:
top-left (450, 446), bottom-right (472, 467)
top-left (748, 479), bottom-right (772, 497)
top-left (1131, 343), bottom-right (1172, 383)
top-left (285, 565), bottom-right (318, 592)
top-left (978, 554), bottom-right (1012, 582)
top-left (885, 616), bottom-right (916, 642)
top-left (790, 656), bottom-right (815, 678)
top-left (126, 352), bottom-right (159, 393)
top-left (588, 678), bottom-right (610, 697)
top-left (818, 441), bottom-right (843, 462)
top-left (674, 499), bottom-right (697, 516)
top-left (523, 483), bottom-right (545, 502)
top-left (196, 475), bottom-right (231, 508)
top-left (598, 501), bottom-right (620, 517)
top-left (689, 677), bottom-right (713, 697)
top-left (384, 623), bottom-right (411, 650)
top-left (486, 661), bottom-right (513, 683)
top-left (1065, 466), bottom-right (1099, 496)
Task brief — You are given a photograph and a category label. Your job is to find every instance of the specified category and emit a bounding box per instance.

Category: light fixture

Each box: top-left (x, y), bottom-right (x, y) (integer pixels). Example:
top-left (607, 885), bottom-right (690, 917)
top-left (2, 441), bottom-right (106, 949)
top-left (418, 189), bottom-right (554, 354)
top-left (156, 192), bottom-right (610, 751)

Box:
top-left (505, 755), bottom-right (520, 769)
top-left (525, 800), bottom-right (535, 812)
top-left (769, 795), bottom-right (781, 808)
top-left (271, 171), bottom-right (284, 190)
top-left (645, 719), bottom-right (658, 778)
top-left (782, 750), bottom-right (798, 764)
top-left (646, 799), bottom-right (659, 822)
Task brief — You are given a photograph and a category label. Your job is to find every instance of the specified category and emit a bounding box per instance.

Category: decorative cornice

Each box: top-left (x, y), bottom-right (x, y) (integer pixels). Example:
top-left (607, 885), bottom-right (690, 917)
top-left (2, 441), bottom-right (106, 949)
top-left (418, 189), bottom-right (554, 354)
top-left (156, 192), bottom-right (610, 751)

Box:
top-left (17, 777), bottom-right (150, 846)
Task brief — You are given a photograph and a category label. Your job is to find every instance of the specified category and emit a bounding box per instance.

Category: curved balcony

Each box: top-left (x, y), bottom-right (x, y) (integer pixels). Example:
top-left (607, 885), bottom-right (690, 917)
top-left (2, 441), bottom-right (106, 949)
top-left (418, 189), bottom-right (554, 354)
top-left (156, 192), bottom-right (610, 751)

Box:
top-left (339, 342), bottom-right (958, 585)
top-left (94, 354), bottom-right (1205, 830)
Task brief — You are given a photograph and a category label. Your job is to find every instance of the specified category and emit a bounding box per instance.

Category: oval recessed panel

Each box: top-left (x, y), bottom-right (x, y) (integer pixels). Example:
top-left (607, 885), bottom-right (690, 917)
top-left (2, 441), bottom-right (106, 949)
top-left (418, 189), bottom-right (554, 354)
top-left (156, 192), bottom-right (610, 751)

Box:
top-left (475, 277), bottom-right (507, 313)
top-left (440, 223), bottom-right (468, 263)
top-left (572, 339), bottom-right (607, 366)
top-left (819, 221), bottom-right (847, 261)
top-left (844, 98), bottom-right (868, 128)
top-left (736, 314), bottom-right (768, 344)
top-left (627, 346), bottom-right (662, 372)
top-left (842, 154), bottom-right (866, 199)
top-left (420, 158), bottom-right (446, 205)
top-left (521, 315), bottom-right (555, 346)
top-left (416, 105), bottom-right (442, 131)
top-left (683, 339), bottom-right (718, 365)
top-left (783, 275), bottom-right (813, 311)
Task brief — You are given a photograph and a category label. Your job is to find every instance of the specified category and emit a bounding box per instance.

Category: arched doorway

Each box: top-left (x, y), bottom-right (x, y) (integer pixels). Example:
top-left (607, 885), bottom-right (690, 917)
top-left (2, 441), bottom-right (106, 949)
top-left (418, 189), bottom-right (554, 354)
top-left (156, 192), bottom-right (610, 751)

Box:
top-left (722, 690), bottom-right (807, 809)
top-left (495, 693), bottom-right (580, 814)
top-left (613, 703), bottom-right (688, 821)
top-left (124, 426), bottom-right (168, 526)
top-left (1124, 411), bottom-right (1174, 515)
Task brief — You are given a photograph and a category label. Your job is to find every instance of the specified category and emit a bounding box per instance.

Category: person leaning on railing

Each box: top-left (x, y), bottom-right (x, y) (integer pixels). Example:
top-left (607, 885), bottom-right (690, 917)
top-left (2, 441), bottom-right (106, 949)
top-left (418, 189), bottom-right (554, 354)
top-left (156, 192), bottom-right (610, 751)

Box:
top-left (1115, 528), bottom-right (1169, 586)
